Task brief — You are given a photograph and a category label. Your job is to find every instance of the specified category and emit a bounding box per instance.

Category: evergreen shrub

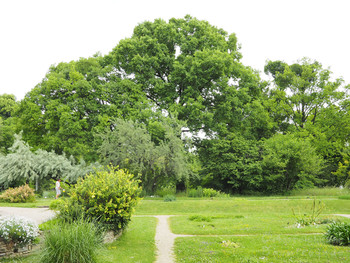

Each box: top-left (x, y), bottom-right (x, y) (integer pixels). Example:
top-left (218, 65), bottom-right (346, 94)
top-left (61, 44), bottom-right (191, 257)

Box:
top-left (0, 184), bottom-right (35, 203)
top-left (70, 166), bottom-right (142, 231)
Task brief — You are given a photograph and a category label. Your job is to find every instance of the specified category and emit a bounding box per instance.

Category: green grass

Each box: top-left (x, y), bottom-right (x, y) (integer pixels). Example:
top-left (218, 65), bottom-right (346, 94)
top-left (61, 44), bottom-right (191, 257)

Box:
top-left (1, 194), bottom-right (350, 262)
top-left (170, 214), bottom-right (350, 235)
top-left (290, 187), bottom-right (350, 197)
top-left (0, 198), bottom-right (53, 207)
top-left (96, 216), bottom-right (157, 263)
top-left (175, 235), bottom-right (350, 263)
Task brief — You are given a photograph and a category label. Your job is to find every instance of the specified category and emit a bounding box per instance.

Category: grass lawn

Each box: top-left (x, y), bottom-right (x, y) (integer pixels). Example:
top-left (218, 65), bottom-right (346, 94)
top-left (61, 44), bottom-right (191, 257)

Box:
top-left (0, 194), bottom-right (349, 262)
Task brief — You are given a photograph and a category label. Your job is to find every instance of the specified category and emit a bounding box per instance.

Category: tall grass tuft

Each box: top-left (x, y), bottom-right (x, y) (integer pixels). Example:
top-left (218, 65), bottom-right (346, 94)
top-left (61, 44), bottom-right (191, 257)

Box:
top-left (40, 219), bottom-right (103, 263)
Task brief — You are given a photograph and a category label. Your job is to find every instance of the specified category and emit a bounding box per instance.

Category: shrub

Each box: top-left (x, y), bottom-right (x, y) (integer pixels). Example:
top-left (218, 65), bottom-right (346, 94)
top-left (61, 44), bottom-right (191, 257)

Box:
top-left (52, 198), bottom-right (86, 223)
top-left (163, 194), bottom-right (176, 202)
top-left (187, 186), bottom-right (203, 197)
top-left (156, 185), bottom-right (176, 197)
top-left (325, 222), bottom-right (350, 246)
top-left (0, 184), bottom-right (35, 203)
top-left (0, 216), bottom-right (39, 251)
top-left (40, 219), bottom-right (103, 263)
top-left (70, 166), bottom-right (142, 231)
top-left (203, 188), bottom-right (219, 198)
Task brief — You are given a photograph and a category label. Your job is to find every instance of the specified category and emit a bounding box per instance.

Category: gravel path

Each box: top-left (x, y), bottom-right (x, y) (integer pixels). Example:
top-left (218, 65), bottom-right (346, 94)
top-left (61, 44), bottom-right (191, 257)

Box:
top-left (334, 214), bottom-right (350, 218)
top-left (154, 215), bottom-right (192, 263)
top-left (0, 207), bottom-right (56, 224)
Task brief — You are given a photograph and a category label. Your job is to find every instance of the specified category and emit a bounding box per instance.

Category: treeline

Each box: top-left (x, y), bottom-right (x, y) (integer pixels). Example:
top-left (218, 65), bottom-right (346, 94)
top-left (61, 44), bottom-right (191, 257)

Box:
top-left (1, 15), bottom-right (350, 194)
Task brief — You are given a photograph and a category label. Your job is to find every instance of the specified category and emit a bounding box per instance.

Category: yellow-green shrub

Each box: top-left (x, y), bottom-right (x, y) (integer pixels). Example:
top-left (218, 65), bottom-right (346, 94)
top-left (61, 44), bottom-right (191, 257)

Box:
top-left (0, 184), bottom-right (35, 203)
top-left (70, 166), bottom-right (142, 231)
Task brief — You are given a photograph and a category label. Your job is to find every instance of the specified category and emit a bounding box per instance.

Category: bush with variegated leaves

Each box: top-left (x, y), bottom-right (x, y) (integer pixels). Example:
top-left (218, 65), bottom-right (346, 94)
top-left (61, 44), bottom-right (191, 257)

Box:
top-left (70, 166), bottom-right (141, 231)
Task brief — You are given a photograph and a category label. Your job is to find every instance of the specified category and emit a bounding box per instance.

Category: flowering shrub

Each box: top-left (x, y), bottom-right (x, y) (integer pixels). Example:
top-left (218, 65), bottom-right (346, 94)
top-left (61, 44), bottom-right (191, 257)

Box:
top-left (70, 166), bottom-right (142, 231)
top-left (0, 184), bottom-right (35, 203)
top-left (0, 216), bottom-right (39, 251)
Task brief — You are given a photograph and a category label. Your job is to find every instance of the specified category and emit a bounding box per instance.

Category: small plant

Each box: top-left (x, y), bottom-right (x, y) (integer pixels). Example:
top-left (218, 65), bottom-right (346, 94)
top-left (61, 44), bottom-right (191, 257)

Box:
top-left (40, 219), bottom-right (103, 263)
top-left (0, 216), bottom-right (39, 252)
top-left (188, 215), bottom-right (212, 222)
top-left (163, 194), bottom-right (176, 202)
top-left (203, 188), bottom-right (219, 198)
top-left (0, 184), bottom-right (35, 203)
top-left (325, 222), bottom-right (350, 246)
top-left (292, 198), bottom-right (325, 226)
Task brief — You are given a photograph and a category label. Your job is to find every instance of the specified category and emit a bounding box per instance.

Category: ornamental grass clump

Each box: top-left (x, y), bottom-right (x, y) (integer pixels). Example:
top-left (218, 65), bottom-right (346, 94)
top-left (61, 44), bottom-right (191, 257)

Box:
top-left (70, 166), bottom-right (142, 231)
top-left (0, 216), bottom-right (39, 251)
top-left (0, 184), bottom-right (35, 203)
top-left (325, 222), bottom-right (350, 246)
top-left (40, 219), bottom-right (103, 263)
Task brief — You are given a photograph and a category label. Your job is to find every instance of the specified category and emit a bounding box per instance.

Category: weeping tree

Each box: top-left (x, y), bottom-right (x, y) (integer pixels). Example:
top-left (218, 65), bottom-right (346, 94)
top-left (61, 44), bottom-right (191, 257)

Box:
top-left (98, 118), bottom-right (189, 194)
top-left (0, 134), bottom-right (98, 191)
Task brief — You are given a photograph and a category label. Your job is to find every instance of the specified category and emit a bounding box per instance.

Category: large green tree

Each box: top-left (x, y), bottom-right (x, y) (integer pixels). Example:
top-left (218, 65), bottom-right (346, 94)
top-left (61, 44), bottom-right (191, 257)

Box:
top-left (107, 15), bottom-right (268, 138)
top-left (17, 55), bottom-right (149, 162)
top-left (264, 58), bottom-right (350, 186)
top-left (264, 58), bottom-right (347, 131)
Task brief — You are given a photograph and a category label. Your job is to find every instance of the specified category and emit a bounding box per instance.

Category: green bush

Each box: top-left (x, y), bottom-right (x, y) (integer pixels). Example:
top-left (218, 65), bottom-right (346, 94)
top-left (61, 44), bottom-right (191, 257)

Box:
top-left (156, 185), bottom-right (176, 197)
top-left (163, 194), bottom-right (176, 202)
top-left (203, 188), bottom-right (219, 197)
top-left (187, 186), bottom-right (203, 197)
top-left (325, 222), bottom-right (350, 246)
top-left (40, 219), bottom-right (103, 263)
top-left (70, 166), bottom-right (142, 231)
top-left (0, 184), bottom-right (35, 203)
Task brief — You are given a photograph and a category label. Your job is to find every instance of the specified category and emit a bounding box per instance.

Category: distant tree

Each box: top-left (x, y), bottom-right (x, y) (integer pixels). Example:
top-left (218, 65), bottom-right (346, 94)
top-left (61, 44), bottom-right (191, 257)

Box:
top-left (198, 134), bottom-right (262, 193)
top-left (98, 118), bottom-right (189, 193)
top-left (16, 55), bottom-right (148, 162)
top-left (264, 58), bottom-right (348, 131)
top-left (261, 133), bottom-right (324, 193)
top-left (0, 134), bottom-right (98, 191)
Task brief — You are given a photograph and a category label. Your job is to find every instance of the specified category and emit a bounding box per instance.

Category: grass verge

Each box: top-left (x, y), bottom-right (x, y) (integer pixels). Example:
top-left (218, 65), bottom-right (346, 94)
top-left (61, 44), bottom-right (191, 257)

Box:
top-left (175, 235), bottom-right (350, 263)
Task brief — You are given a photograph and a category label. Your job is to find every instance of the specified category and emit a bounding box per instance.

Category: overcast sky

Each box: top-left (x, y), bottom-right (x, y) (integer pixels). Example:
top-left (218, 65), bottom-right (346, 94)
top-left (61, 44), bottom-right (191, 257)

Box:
top-left (1, 0), bottom-right (349, 100)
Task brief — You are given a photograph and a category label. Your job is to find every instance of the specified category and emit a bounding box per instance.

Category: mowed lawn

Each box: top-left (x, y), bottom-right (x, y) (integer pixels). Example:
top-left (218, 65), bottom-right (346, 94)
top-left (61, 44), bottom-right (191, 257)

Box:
top-left (135, 196), bottom-right (350, 263)
top-left (1, 196), bottom-right (350, 262)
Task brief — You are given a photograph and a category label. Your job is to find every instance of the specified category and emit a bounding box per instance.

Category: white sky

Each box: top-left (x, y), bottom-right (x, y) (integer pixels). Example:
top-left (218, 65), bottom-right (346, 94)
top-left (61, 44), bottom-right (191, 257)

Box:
top-left (1, 0), bottom-right (349, 101)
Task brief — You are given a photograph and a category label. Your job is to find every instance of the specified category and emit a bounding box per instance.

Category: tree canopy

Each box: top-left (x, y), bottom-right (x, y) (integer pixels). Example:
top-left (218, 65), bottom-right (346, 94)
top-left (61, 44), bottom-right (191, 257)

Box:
top-left (2, 15), bottom-right (349, 194)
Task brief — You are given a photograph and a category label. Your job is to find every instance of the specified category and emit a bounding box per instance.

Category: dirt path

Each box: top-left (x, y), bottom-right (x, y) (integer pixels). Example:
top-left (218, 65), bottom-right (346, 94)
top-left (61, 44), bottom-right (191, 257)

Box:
top-left (154, 215), bottom-right (192, 263)
top-left (334, 214), bottom-right (350, 218)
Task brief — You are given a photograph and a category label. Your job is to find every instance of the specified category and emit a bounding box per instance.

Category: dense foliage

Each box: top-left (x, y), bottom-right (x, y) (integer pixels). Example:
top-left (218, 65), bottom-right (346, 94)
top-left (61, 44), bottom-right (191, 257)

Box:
top-left (0, 184), bottom-right (35, 203)
top-left (1, 15), bottom-right (349, 194)
top-left (325, 222), bottom-right (350, 246)
top-left (70, 166), bottom-right (142, 231)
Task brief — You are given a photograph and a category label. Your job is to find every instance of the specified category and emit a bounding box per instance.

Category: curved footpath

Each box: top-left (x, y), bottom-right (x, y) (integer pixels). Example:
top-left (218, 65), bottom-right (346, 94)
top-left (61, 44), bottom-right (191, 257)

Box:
top-left (1, 208), bottom-right (350, 263)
